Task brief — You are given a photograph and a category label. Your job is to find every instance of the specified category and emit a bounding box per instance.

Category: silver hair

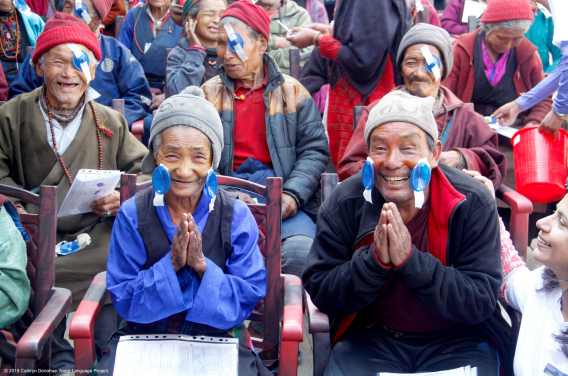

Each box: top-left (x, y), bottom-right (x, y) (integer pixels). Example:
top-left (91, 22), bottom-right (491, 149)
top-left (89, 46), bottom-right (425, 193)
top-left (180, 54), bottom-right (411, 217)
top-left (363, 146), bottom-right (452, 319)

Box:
top-left (218, 16), bottom-right (261, 42)
top-left (152, 124), bottom-right (212, 157)
top-left (482, 19), bottom-right (533, 34)
top-left (38, 49), bottom-right (99, 69)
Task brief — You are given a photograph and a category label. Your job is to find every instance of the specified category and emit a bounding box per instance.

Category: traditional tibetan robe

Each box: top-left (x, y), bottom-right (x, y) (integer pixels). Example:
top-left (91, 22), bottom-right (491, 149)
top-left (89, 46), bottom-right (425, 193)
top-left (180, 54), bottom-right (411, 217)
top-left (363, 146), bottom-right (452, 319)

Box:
top-left (0, 87), bottom-right (148, 310)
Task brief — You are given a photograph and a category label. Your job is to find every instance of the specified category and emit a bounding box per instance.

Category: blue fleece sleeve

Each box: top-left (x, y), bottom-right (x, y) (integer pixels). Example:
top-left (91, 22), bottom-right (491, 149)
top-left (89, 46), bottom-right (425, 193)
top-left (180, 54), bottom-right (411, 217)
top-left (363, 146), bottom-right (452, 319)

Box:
top-left (8, 54), bottom-right (44, 99)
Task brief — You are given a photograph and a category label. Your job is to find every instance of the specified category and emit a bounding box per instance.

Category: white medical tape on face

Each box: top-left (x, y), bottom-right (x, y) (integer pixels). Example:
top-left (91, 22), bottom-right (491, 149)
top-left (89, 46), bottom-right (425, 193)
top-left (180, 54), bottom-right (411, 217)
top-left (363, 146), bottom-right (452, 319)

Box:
top-left (75, 0), bottom-right (92, 24)
top-left (421, 45), bottom-right (441, 82)
top-left (413, 157), bottom-right (429, 209)
top-left (224, 23), bottom-right (249, 62)
top-left (66, 43), bottom-right (91, 84)
top-left (414, 0), bottom-right (424, 12)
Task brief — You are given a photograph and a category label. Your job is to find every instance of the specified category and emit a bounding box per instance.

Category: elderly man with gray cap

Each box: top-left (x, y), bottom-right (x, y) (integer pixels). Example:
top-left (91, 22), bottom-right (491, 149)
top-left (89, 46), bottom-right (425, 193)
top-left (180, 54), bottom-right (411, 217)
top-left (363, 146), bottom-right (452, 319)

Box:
top-left (303, 90), bottom-right (512, 375)
top-left (101, 86), bottom-right (270, 375)
top-left (338, 24), bottom-right (506, 188)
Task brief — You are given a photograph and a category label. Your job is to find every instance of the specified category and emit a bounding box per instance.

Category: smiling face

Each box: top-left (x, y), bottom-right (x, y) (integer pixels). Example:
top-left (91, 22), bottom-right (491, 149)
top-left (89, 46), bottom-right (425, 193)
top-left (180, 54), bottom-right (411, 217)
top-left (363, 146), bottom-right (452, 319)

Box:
top-left (217, 21), bottom-right (266, 81)
top-left (35, 44), bottom-right (96, 109)
top-left (534, 196), bottom-right (568, 279)
top-left (368, 122), bottom-right (441, 203)
top-left (154, 126), bottom-right (212, 200)
top-left (192, 0), bottom-right (226, 47)
top-left (402, 44), bottom-right (444, 99)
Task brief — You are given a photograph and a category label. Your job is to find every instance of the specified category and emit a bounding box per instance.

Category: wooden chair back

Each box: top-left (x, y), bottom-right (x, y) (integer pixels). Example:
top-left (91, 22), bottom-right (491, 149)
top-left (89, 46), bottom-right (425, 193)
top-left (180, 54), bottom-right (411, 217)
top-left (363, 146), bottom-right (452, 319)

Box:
top-left (112, 99), bottom-right (126, 117)
top-left (289, 49), bottom-right (313, 80)
top-left (115, 15), bottom-right (125, 39)
top-left (119, 174), bottom-right (284, 361)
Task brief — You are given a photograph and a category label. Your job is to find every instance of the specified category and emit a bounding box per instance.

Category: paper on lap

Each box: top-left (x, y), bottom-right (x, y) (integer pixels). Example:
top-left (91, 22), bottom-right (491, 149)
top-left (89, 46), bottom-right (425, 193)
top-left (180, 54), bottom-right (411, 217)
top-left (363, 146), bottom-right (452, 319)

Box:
top-left (57, 169), bottom-right (122, 217)
top-left (379, 366), bottom-right (477, 376)
top-left (114, 334), bottom-right (239, 376)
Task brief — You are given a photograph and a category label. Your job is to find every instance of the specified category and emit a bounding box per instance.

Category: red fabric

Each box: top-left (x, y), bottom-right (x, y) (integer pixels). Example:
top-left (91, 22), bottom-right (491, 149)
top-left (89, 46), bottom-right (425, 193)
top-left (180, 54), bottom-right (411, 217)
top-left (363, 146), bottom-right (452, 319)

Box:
top-left (25, 0), bottom-right (46, 17)
top-left (326, 57), bottom-right (395, 167)
top-left (92, 0), bottom-right (114, 23)
top-left (0, 66), bottom-right (8, 101)
top-left (233, 71), bottom-right (272, 170)
top-left (422, 0), bottom-right (441, 27)
top-left (32, 12), bottom-right (101, 64)
top-left (221, 0), bottom-right (270, 40)
top-left (442, 28), bottom-right (552, 125)
top-left (480, 0), bottom-right (533, 23)
top-left (102, 0), bottom-right (126, 37)
top-left (318, 35), bottom-right (341, 63)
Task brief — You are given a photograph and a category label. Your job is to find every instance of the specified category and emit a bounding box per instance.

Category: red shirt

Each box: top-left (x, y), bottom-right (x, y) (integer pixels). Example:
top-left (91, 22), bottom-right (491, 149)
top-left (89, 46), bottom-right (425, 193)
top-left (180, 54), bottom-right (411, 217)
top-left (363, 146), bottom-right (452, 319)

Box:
top-left (232, 69), bottom-right (272, 171)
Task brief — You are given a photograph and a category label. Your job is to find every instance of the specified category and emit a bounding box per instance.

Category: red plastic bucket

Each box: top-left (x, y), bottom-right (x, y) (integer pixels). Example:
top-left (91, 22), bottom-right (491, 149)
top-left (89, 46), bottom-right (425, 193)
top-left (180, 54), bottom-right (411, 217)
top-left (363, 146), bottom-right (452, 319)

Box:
top-left (512, 125), bottom-right (568, 203)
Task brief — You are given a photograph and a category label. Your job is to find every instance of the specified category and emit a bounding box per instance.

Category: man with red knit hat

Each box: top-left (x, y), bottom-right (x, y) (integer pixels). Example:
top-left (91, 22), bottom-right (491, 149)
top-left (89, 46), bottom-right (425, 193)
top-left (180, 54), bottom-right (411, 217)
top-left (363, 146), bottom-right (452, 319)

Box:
top-left (0, 12), bottom-right (147, 375)
top-left (202, 0), bottom-right (329, 279)
top-left (9, 0), bottom-right (153, 129)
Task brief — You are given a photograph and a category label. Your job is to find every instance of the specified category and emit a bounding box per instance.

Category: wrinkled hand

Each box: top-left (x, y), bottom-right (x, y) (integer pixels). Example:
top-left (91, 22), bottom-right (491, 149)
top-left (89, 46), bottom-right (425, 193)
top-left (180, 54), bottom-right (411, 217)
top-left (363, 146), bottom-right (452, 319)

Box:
top-left (185, 18), bottom-right (201, 46)
top-left (539, 110), bottom-right (565, 141)
top-left (171, 213), bottom-right (189, 272)
top-left (235, 191), bottom-right (257, 205)
top-left (492, 100), bottom-right (522, 127)
top-left (287, 27), bottom-right (318, 49)
top-left (91, 190), bottom-right (120, 218)
top-left (15, 204), bottom-right (27, 215)
top-left (304, 23), bottom-right (333, 37)
top-left (439, 150), bottom-right (462, 168)
top-left (186, 213), bottom-right (207, 279)
top-left (150, 93), bottom-right (166, 111)
top-left (385, 203), bottom-right (412, 267)
top-left (282, 193), bottom-right (298, 220)
top-left (274, 36), bottom-right (292, 49)
top-left (373, 205), bottom-right (390, 266)
top-left (462, 169), bottom-right (495, 198)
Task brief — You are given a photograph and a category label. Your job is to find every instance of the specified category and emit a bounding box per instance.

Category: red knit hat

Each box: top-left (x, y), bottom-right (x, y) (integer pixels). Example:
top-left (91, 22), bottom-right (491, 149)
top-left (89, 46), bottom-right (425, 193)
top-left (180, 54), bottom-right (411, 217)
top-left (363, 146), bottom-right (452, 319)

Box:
top-left (32, 12), bottom-right (101, 65)
top-left (92, 0), bottom-right (114, 21)
top-left (481, 0), bottom-right (534, 23)
top-left (220, 0), bottom-right (270, 40)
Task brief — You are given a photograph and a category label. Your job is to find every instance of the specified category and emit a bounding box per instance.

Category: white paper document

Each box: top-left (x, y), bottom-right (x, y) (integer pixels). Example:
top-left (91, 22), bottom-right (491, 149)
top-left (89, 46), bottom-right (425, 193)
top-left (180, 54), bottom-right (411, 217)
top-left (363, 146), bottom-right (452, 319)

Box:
top-left (57, 169), bottom-right (122, 217)
top-left (113, 334), bottom-right (239, 376)
top-left (379, 366), bottom-right (477, 376)
top-left (461, 0), bottom-right (486, 23)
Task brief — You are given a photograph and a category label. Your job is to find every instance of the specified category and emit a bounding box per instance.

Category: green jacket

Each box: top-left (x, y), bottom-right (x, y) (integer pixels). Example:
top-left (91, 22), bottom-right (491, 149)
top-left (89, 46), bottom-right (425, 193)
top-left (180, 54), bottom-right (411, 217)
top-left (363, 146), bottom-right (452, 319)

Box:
top-left (0, 199), bottom-right (30, 329)
top-left (524, 7), bottom-right (563, 74)
top-left (267, 0), bottom-right (313, 76)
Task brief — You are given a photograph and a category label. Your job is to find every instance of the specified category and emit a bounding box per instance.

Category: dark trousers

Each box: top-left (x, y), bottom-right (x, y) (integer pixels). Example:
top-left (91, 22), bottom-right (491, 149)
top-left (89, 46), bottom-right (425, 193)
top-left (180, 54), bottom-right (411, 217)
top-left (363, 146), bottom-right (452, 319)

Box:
top-left (325, 324), bottom-right (500, 376)
top-left (97, 324), bottom-right (271, 376)
top-left (50, 304), bottom-right (118, 372)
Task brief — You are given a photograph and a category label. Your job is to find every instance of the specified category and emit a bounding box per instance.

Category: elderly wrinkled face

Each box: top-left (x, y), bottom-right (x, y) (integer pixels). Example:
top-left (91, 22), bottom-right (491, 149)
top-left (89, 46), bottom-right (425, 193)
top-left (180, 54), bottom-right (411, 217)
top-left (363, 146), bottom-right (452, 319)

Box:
top-left (63, 0), bottom-right (101, 33)
top-left (154, 127), bottom-right (212, 199)
top-left (0, 0), bottom-right (15, 13)
top-left (402, 44), bottom-right (444, 99)
top-left (217, 22), bottom-right (266, 80)
top-left (534, 196), bottom-right (568, 277)
top-left (192, 0), bottom-right (226, 46)
top-left (35, 44), bottom-right (96, 109)
top-left (486, 28), bottom-right (525, 55)
top-left (368, 122), bottom-right (441, 203)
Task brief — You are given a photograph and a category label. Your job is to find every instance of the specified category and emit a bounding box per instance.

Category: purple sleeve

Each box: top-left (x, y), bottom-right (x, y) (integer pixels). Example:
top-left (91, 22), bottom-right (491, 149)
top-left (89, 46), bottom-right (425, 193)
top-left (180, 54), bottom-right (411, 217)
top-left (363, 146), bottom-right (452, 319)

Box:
top-left (440, 0), bottom-right (467, 35)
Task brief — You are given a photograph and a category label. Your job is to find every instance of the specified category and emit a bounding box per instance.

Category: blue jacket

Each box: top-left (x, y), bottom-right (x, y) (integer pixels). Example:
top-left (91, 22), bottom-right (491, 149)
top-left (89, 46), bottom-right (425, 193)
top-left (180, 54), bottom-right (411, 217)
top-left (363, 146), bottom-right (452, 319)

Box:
top-left (8, 35), bottom-right (152, 126)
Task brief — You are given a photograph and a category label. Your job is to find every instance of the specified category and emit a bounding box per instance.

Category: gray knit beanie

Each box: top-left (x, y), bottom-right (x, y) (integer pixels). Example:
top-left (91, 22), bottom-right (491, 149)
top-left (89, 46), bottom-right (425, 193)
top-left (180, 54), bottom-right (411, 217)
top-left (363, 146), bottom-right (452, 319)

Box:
top-left (364, 90), bottom-right (437, 144)
top-left (396, 23), bottom-right (453, 80)
top-left (141, 86), bottom-right (223, 174)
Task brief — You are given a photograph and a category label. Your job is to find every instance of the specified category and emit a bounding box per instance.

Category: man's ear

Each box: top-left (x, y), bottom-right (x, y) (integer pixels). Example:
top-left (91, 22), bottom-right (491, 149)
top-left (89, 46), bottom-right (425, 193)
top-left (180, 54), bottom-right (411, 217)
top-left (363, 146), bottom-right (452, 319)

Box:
top-left (430, 140), bottom-right (443, 169)
top-left (35, 62), bottom-right (44, 78)
top-left (90, 63), bottom-right (96, 82)
top-left (257, 35), bottom-right (268, 55)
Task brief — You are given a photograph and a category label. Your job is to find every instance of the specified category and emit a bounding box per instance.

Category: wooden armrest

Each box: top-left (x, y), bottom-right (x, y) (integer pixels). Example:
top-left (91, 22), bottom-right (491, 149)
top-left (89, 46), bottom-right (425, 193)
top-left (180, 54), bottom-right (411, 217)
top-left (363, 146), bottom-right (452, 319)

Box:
top-left (69, 272), bottom-right (109, 372)
top-left (282, 274), bottom-right (303, 342)
top-left (305, 292), bottom-right (330, 334)
top-left (16, 288), bottom-right (72, 360)
top-left (131, 119), bottom-right (145, 142)
top-left (496, 185), bottom-right (533, 214)
top-left (496, 185), bottom-right (533, 259)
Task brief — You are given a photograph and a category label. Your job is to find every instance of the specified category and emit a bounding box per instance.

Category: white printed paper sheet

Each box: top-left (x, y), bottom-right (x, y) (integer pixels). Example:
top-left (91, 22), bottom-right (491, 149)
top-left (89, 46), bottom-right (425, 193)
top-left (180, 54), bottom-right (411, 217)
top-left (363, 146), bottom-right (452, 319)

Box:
top-left (380, 366), bottom-right (477, 376)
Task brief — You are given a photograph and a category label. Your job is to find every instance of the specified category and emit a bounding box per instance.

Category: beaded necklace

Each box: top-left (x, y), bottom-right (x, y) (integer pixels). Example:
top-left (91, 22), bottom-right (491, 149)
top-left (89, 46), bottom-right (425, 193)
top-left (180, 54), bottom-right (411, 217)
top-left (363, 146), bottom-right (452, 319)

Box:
top-left (46, 97), bottom-right (113, 185)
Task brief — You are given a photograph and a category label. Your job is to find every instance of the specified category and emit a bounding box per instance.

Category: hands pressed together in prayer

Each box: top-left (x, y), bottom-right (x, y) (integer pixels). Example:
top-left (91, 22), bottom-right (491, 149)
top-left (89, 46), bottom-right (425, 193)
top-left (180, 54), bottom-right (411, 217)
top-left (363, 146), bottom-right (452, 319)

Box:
top-left (374, 202), bottom-right (412, 268)
top-left (171, 213), bottom-right (207, 279)
top-left (91, 190), bottom-right (121, 218)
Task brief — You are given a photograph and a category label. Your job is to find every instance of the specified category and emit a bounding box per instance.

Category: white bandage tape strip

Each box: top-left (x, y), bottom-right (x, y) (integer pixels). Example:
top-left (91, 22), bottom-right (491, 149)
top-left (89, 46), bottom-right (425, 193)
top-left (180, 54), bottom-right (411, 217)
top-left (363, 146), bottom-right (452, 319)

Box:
top-left (76, 0), bottom-right (92, 24)
top-left (414, 0), bottom-right (424, 12)
top-left (66, 43), bottom-right (91, 84)
top-left (224, 24), bottom-right (249, 62)
top-left (421, 45), bottom-right (441, 82)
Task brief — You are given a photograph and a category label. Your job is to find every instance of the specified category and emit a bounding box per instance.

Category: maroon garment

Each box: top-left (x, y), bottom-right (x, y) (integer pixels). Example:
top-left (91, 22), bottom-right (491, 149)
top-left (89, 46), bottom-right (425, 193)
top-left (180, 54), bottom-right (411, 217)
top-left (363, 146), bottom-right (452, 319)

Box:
top-left (337, 85), bottom-right (507, 187)
top-left (356, 199), bottom-right (461, 333)
top-left (417, 0), bottom-right (441, 27)
top-left (443, 28), bottom-right (552, 126)
top-left (0, 67), bottom-right (7, 101)
top-left (440, 0), bottom-right (467, 35)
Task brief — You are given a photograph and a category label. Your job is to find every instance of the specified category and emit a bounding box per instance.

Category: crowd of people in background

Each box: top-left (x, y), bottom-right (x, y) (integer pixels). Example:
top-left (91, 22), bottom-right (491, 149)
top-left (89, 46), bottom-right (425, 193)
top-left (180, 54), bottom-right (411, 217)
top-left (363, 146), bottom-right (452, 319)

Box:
top-left (0, 0), bottom-right (567, 375)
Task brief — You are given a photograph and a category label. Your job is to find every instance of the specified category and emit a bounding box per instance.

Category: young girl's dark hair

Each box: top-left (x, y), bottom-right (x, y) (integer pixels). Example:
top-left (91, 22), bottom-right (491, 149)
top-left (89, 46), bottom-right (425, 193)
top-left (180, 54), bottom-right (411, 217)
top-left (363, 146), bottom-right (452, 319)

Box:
top-left (540, 267), bottom-right (568, 357)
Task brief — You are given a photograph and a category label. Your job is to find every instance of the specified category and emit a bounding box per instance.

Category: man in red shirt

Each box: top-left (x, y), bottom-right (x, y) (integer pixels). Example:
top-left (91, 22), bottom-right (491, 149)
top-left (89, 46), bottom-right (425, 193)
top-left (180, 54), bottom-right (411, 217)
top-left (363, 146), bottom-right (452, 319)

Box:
top-left (201, 0), bottom-right (330, 278)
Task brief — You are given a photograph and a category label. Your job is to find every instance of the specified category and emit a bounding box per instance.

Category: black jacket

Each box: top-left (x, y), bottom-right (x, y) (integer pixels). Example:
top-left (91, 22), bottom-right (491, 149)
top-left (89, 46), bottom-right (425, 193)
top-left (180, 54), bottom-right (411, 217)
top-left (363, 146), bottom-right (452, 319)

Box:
top-left (302, 164), bottom-right (512, 373)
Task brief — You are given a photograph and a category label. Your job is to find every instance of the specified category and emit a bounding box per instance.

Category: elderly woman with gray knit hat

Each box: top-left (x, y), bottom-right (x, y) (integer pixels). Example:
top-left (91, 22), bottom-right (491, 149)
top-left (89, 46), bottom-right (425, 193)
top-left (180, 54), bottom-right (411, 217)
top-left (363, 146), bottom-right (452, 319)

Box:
top-left (101, 87), bottom-right (270, 376)
top-left (303, 90), bottom-right (509, 375)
